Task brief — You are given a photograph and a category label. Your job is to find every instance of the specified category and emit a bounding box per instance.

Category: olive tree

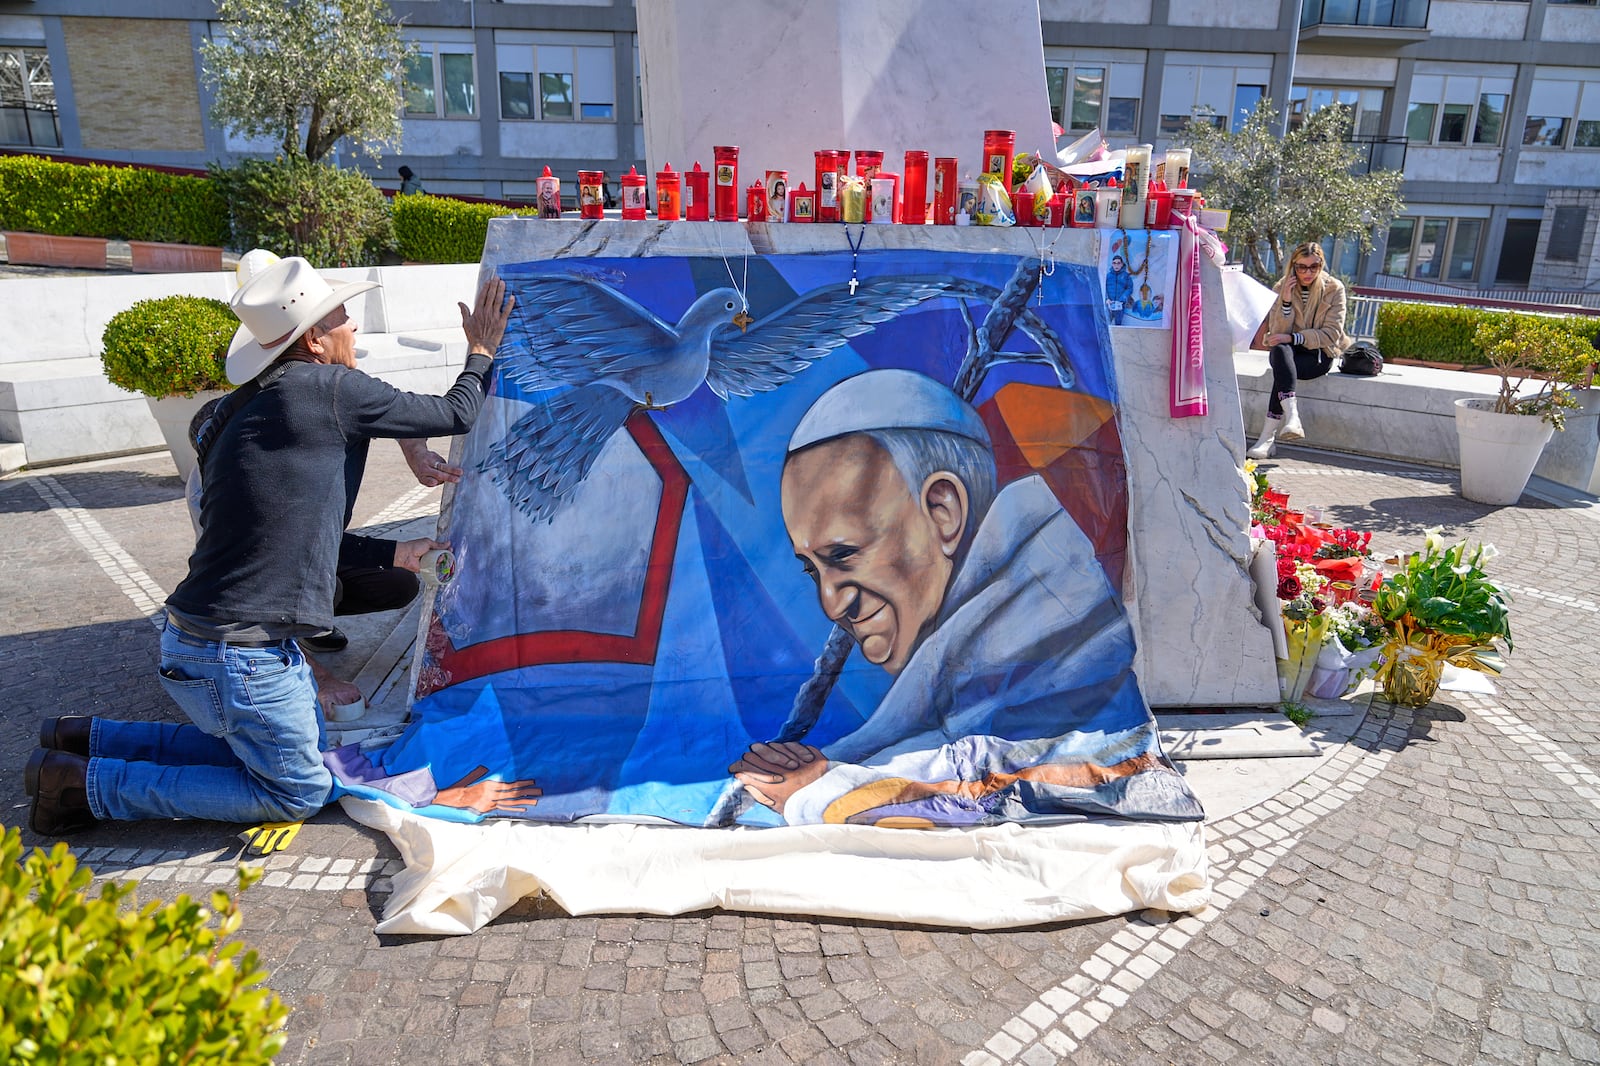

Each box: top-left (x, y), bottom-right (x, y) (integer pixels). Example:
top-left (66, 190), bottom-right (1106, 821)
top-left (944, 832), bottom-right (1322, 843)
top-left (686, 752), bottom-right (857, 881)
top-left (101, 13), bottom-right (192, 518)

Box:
top-left (1180, 100), bottom-right (1405, 282)
top-left (201, 0), bottom-right (415, 163)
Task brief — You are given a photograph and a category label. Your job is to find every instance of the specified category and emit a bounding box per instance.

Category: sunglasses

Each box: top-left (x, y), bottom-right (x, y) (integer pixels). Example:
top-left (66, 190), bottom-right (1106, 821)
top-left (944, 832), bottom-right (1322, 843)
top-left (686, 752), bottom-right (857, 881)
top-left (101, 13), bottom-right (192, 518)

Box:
top-left (1293, 262), bottom-right (1322, 273)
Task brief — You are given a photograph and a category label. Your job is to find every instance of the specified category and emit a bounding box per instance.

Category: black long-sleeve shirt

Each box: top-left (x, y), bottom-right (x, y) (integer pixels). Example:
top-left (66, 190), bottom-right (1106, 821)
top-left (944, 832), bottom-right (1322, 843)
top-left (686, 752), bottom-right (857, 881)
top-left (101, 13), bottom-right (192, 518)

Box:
top-left (167, 354), bottom-right (492, 640)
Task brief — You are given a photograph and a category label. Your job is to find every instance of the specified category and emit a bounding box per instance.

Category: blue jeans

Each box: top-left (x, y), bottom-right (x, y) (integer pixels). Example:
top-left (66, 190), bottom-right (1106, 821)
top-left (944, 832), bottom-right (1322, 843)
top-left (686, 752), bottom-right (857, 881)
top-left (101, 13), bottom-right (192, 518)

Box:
top-left (85, 620), bottom-right (332, 823)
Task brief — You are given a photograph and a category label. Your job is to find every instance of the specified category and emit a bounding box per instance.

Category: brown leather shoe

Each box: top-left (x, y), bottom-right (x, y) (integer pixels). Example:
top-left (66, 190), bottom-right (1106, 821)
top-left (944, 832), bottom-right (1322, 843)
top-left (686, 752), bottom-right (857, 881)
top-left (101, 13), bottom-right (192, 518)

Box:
top-left (39, 715), bottom-right (94, 757)
top-left (24, 748), bottom-right (98, 836)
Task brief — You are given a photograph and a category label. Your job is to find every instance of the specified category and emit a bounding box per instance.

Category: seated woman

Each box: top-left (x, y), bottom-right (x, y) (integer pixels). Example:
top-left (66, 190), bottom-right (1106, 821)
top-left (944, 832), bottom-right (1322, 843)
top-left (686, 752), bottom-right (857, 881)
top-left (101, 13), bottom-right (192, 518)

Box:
top-left (1248, 243), bottom-right (1351, 459)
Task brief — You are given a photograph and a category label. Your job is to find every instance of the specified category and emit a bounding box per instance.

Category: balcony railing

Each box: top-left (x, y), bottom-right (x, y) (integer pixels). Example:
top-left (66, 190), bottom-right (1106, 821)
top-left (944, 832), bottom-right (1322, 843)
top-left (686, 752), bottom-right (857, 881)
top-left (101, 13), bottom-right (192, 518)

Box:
top-left (1302, 0), bottom-right (1430, 29)
top-left (0, 104), bottom-right (61, 149)
top-left (1348, 135), bottom-right (1407, 174)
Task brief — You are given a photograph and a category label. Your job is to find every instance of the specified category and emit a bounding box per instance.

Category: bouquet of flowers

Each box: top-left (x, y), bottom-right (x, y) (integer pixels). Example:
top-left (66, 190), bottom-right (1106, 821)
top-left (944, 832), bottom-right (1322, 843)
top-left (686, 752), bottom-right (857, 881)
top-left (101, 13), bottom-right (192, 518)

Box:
top-left (1370, 529), bottom-right (1511, 706)
top-left (1314, 528), bottom-right (1371, 561)
top-left (1305, 601), bottom-right (1387, 699)
top-left (1274, 544), bottom-right (1333, 700)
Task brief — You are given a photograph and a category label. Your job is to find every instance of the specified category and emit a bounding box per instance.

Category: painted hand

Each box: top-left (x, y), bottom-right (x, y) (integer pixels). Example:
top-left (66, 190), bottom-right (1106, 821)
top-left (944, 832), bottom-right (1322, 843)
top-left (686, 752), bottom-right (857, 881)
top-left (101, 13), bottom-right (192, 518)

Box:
top-left (434, 766), bottom-right (543, 815)
top-left (729, 742), bottom-right (828, 815)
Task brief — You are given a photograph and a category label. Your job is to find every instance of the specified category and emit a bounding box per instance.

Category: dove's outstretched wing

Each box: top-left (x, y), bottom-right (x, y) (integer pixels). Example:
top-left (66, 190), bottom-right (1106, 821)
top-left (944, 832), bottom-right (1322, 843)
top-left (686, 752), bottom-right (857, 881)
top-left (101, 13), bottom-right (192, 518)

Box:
top-left (483, 383), bottom-right (638, 522)
top-left (704, 277), bottom-right (956, 400)
top-left (497, 275), bottom-right (682, 394)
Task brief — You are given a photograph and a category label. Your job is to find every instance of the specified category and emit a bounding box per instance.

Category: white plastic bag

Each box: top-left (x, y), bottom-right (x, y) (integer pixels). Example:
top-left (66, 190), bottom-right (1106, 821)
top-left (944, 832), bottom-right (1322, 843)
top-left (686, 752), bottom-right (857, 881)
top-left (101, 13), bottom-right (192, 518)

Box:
top-left (1219, 266), bottom-right (1278, 354)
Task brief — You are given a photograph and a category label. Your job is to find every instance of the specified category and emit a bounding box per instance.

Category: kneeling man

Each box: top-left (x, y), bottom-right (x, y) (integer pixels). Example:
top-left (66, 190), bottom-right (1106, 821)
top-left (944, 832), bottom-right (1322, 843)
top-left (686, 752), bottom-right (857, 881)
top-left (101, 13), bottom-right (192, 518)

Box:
top-left (25, 257), bottom-right (517, 833)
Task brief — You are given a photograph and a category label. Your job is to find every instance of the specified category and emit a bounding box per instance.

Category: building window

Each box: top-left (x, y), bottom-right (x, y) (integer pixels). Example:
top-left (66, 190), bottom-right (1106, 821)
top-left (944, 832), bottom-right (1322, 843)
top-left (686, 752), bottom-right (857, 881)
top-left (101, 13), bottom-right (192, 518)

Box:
top-left (405, 46), bottom-right (476, 118)
top-left (1046, 62), bottom-right (1139, 134)
top-left (1519, 74), bottom-right (1600, 149)
top-left (1523, 116), bottom-right (1569, 146)
top-left (0, 45), bottom-right (59, 148)
top-left (1404, 72), bottom-right (1515, 147)
top-left (496, 40), bottom-right (614, 121)
top-left (1474, 94), bottom-right (1507, 145)
top-left (1495, 219), bottom-right (1540, 286)
top-left (1383, 216), bottom-right (1484, 282)
top-left (1288, 86), bottom-right (1386, 137)
top-left (1158, 61), bottom-right (1273, 137)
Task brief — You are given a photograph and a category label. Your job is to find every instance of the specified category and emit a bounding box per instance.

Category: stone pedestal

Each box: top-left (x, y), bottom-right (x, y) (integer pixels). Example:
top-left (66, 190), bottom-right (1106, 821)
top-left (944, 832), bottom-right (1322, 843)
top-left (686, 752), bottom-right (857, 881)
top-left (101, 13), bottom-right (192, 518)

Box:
top-left (635, 0), bottom-right (1057, 198)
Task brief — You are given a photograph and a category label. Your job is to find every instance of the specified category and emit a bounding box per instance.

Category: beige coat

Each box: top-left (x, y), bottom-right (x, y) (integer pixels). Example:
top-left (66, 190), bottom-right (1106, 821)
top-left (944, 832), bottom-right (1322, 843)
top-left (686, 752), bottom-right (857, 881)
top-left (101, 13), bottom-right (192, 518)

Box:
top-left (1259, 272), bottom-right (1350, 357)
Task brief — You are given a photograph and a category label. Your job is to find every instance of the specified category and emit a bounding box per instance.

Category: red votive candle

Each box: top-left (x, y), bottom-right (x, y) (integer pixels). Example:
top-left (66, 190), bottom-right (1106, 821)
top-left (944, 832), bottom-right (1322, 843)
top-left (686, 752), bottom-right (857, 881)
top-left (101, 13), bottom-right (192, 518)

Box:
top-left (789, 181), bottom-right (815, 222)
top-left (620, 166), bottom-right (647, 220)
top-left (982, 129), bottom-right (1016, 194)
top-left (815, 150), bottom-right (841, 223)
top-left (902, 151), bottom-right (928, 225)
top-left (854, 149), bottom-right (884, 222)
top-left (685, 162), bottom-right (709, 222)
top-left (578, 170), bottom-right (605, 220)
top-left (713, 145), bottom-right (740, 222)
top-left (655, 162), bottom-right (681, 221)
top-left (933, 157), bottom-right (959, 225)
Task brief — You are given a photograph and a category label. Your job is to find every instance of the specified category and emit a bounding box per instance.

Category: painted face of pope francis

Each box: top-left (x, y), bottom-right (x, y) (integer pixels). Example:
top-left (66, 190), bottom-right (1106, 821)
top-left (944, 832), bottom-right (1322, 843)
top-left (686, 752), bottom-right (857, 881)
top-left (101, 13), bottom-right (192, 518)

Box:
top-left (781, 434), bottom-right (970, 675)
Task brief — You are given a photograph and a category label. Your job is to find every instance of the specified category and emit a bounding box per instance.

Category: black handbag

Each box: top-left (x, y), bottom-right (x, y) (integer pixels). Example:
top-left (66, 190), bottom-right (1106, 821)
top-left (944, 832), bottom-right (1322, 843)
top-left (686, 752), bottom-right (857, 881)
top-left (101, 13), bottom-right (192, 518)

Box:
top-left (1339, 344), bottom-right (1383, 376)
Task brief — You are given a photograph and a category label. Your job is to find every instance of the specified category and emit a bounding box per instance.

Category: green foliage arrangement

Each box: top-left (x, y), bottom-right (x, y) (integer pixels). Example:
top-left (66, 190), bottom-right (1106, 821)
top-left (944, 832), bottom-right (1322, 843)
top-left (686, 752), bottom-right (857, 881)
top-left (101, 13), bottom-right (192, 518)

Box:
top-left (1372, 531), bottom-right (1511, 654)
top-left (0, 828), bottom-right (287, 1064)
top-left (1375, 301), bottom-right (1599, 371)
top-left (111, 167), bottom-right (232, 247)
top-left (0, 155), bottom-right (230, 245)
top-left (101, 296), bottom-right (238, 398)
top-left (201, 0), bottom-right (414, 163)
top-left (0, 155), bottom-right (121, 238)
top-left (1472, 314), bottom-right (1598, 428)
top-left (1179, 101), bottom-right (1405, 283)
top-left (392, 194), bottom-right (518, 264)
top-left (212, 157), bottom-right (393, 268)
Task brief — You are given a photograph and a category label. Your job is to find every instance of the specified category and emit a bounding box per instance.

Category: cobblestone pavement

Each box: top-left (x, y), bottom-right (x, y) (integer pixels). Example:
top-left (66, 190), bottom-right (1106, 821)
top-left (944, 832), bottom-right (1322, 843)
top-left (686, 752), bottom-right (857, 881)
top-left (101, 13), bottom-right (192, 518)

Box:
top-left (3, 443), bottom-right (1597, 1066)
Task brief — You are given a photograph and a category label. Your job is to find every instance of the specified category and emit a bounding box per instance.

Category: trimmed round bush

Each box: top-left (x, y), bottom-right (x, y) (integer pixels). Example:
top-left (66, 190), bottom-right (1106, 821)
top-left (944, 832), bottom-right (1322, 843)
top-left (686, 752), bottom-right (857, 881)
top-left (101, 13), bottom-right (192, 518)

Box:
top-left (211, 157), bottom-right (393, 268)
top-left (101, 295), bottom-right (238, 398)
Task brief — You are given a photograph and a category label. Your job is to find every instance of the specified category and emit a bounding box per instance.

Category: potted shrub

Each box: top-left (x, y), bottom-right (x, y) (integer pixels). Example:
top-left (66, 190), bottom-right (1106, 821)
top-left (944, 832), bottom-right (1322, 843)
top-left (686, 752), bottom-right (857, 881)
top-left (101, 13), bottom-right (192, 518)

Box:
top-left (0, 829), bottom-right (287, 1062)
top-left (0, 155), bottom-right (116, 268)
top-left (1455, 315), bottom-right (1598, 505)
top-left (100, 295), bottom-right (237, 482)
top-left (1370, 530), bottom-right (1510, 707)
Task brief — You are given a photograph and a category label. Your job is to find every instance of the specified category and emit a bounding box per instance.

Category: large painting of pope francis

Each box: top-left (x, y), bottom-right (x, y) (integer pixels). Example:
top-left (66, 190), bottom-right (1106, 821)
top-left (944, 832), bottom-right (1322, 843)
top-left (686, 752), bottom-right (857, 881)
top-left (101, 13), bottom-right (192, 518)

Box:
top-left (329, 248), bottom-right (1203, 835)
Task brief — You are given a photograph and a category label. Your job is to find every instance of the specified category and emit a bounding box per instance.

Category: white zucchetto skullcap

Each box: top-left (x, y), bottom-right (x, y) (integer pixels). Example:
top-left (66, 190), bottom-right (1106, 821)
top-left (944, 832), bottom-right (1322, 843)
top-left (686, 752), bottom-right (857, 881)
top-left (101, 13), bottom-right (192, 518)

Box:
top-left (787, 369), bottom-right (990, 453)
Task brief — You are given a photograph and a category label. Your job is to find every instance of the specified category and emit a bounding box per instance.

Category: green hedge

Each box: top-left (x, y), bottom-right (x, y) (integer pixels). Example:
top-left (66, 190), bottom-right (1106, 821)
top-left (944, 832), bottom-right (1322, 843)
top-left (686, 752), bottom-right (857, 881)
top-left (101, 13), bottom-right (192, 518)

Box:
top-left (393, 193), bottom-right (517, 264)
top-left (1375, 300), bottom-right (1599, 366)
top-left (101, 295), bottom-right (237, 398)
top-left (0, 155), bottom-right (229, 245)
top-left (0, 155), bottom-right (120, 238)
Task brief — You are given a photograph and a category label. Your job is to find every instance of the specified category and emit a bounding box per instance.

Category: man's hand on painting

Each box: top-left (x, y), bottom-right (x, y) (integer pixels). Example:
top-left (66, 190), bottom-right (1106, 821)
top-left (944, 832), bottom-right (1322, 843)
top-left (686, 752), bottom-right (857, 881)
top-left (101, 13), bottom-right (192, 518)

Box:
top-left (729, 742), bottom-right (827, 814)
top-left (434, 766), bottom-right (543, 815)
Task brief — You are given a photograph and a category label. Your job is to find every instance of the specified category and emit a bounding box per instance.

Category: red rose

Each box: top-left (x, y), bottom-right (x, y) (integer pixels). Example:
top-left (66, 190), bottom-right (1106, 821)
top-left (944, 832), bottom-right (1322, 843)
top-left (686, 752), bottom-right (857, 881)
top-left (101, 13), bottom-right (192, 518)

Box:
top-left (1277, 556), bottom-right (1296, 579)
top-left (1277, 575), bottom-right (1302, 600)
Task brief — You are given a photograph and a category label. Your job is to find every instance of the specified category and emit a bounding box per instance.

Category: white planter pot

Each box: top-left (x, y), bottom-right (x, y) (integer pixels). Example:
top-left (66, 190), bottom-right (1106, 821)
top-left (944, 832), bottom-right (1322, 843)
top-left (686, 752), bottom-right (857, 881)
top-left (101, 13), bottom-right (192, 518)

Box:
top-left (146, 390), bottom-right (229, 484)
top-left (1454, 397), bottom-right (1556, 506)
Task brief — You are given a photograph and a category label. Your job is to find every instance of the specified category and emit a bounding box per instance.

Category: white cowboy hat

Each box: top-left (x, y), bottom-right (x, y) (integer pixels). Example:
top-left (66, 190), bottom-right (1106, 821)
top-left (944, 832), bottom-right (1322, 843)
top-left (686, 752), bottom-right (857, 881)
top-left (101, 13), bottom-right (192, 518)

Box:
top-left (226, 254), bottom-right (378, 385)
